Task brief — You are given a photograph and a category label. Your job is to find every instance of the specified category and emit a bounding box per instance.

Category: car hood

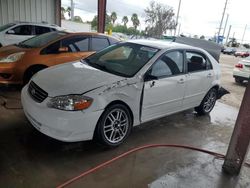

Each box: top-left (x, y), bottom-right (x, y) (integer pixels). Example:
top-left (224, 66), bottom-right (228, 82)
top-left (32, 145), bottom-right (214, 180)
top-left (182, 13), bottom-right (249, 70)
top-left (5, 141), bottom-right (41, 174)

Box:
top-left (32, 61), bottom-right (124, 97)
top-left (0, 45), bottom-right (31, 58)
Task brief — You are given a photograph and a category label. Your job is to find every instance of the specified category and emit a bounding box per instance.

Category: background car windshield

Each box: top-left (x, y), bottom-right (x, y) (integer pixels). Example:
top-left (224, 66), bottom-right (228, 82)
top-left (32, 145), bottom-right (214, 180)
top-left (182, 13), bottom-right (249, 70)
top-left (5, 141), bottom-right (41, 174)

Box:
top-left (20, 32), bottom-right (67, 48)
top-left (86, 42), bottom-right (159, 77)
top-left (0, 23), bottom-right (15, 32)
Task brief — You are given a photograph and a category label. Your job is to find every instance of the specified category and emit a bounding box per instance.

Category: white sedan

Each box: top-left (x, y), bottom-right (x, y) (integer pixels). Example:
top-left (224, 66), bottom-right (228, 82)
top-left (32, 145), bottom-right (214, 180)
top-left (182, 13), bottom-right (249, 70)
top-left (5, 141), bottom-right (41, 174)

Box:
top-left (21, 40), bottom-right (221, 147)
top-left (233, 56), bottom-right (250, 83)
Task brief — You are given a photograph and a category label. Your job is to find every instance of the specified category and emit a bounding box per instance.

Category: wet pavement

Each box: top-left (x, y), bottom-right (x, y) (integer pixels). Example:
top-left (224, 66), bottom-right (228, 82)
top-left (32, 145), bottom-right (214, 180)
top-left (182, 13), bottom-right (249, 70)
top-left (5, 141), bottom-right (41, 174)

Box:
top-left (0, 88), bottom-right (250, 188)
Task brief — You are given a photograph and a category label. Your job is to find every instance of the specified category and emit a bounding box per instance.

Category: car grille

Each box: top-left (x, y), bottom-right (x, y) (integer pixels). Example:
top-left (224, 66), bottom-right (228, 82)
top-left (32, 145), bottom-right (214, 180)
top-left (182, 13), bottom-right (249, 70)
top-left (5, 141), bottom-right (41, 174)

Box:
top-left (28, 81), bottom-right (48, 103)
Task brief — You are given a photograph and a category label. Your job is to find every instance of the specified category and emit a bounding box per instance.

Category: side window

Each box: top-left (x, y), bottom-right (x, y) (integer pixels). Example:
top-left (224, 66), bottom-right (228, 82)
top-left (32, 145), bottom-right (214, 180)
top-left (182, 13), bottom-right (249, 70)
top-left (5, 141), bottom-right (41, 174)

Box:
top-left (42, 41), bottom-right (60, 54)
top-left (9, 25), bottom-right (32, 35)
top-left (186, 51), bottom-right (212, 72)
top-left (108, 37), bottom-right (119, 45)
top-left (35, 26), bottom-right (51, 35)
top-left (91, 37), bottom-right (109, 51)
top-left (62, 36), bottom-right (89, 52)
top-left (150, 51), bottom-right (184, 78)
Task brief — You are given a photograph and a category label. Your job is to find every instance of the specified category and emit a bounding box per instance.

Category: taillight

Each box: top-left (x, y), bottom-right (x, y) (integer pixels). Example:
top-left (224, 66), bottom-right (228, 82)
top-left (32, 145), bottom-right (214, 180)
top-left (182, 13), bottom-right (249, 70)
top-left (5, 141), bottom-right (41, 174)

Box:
top-left (235, 63), bottom-right (243, 68)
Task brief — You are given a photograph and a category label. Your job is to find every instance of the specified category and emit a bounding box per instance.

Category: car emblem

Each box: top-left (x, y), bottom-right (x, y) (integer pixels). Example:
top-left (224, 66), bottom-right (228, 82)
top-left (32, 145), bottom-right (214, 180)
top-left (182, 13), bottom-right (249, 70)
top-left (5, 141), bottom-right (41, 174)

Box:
top-left (31, 89), bottom-right (36, 95)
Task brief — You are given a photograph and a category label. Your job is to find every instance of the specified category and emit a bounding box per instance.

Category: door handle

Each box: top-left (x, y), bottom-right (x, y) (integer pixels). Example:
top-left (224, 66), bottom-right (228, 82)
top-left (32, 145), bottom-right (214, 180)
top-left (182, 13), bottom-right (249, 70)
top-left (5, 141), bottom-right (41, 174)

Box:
top-left (207, 73), bottom-right (213, 78)
top-left (178, 78), bottom-right (185, 84)
top-left (149, 81), bottom-right (155, 87)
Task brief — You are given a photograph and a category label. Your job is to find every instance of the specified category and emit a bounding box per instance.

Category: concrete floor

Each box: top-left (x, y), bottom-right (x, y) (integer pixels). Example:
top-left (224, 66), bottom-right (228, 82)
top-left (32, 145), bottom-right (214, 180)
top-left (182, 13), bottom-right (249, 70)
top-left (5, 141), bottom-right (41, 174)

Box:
top-left (0, 88), bottom-right (250, 188)
top-left (0, 55), bottom-right (250, 188)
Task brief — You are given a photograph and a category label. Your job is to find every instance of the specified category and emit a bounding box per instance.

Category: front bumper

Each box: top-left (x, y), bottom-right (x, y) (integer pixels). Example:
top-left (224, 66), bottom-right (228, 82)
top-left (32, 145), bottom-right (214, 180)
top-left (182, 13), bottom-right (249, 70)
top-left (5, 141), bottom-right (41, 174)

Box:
top-left (21, 85), bottom-right (104, 142)
top-left (0, 63), bottom-right (21, 84)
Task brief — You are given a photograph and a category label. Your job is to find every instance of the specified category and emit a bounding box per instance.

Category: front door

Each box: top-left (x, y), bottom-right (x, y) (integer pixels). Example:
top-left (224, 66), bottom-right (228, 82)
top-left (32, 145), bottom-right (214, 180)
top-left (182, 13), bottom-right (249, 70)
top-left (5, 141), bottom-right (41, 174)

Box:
top-left (142, 50), bottom-right (186, 122)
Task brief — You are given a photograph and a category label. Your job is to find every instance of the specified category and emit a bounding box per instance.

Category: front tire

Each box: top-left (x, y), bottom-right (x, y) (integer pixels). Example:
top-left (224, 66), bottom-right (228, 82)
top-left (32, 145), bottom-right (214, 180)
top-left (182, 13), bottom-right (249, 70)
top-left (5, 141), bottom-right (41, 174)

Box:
top-left (94, 104), bottom-right (132, 147)
top-left (195, 88), bottom-right (217, 115)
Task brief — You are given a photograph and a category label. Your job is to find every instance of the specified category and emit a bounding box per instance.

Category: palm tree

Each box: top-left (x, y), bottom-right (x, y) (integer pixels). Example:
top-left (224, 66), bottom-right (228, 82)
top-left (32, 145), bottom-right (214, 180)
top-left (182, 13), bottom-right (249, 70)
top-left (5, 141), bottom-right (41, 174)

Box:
top-left (66, 7), bottom-right (71, 19)
top-left (122, 16), bottom-right (128, 27)
top-left (110, 12), bottom-right (117, 25)
top-left (131, 13), bottom-right (140, 29)
top-left (61, 7), bottom-right (66, 20)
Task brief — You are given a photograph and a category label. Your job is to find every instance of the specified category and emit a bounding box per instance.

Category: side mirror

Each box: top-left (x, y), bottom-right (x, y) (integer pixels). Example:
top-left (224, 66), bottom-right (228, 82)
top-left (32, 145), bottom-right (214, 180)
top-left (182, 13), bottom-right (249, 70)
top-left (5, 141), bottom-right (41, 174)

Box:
top-left (7, 30), bottom-right (15, 34)
top-left (144, 73), bottom-right (158, 82)
top-left (58, 47), bottom-right (69, 53)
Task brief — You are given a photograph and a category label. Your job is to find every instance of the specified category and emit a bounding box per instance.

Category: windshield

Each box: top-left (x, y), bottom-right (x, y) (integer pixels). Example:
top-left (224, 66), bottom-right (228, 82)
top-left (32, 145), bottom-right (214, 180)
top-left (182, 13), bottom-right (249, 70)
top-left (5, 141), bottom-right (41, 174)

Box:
top-left (0, 23), bottom-right (16, 32)
top-left (85, 42), bottom-right (159, 77)
top-left (17, 32), bottom-right (67, 48)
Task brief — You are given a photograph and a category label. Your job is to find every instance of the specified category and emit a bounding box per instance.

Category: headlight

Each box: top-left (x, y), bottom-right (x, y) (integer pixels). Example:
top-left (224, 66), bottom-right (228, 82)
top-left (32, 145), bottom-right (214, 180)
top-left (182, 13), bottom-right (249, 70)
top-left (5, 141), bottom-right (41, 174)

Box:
top-left (0, 52), bottom-right (25, 63)
top-left (47, 95), bottom-right (93, 111)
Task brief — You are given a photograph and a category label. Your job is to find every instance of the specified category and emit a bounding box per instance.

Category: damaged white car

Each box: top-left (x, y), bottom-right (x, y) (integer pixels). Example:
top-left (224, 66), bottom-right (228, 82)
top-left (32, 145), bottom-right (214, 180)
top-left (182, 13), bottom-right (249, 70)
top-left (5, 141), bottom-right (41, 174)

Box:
top-left (21, 40), bottom-right (221, 147)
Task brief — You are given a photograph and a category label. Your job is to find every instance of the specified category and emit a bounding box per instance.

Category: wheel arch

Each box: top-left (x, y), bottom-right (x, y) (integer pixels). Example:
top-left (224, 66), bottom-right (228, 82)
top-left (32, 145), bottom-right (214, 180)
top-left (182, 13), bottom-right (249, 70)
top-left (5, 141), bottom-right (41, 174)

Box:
top-left (23, 64), bottom-right (48, 83)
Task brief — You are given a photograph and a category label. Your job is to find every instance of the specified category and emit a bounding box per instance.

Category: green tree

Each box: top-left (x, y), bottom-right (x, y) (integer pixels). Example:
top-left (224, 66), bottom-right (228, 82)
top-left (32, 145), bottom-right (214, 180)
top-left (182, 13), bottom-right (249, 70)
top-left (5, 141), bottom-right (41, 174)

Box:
top-left (200, 35), bottom-right (205, 39)
top-left (110, 12), bottom-right (117, 25)
top-left (122, 16), bottom-right (128, 27)
top-left (61, 7), bottom-right (66, 20)
top-left (73, 16), bottom-right (83, 23)
top-left (144, 1), bottom-right (176, 38)
top-left (91, 13), bottom-right (112, 31)
top-left (131, 13), bottom-right (140, 29)
top-left (66, 7), bottom-right (71, 18)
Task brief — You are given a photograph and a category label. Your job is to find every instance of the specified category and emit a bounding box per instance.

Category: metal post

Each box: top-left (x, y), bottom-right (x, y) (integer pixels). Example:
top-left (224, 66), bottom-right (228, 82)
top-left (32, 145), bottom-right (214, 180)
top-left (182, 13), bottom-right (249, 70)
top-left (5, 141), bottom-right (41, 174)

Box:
top-left (241, 24), bottom-right (247, 45)
top-left (222, 81), bottom-right (250, 175)
top-left (225, 25), bottom-right (231, 45)
top-left (97, 0), bottom-right (107, 33)
top-left (217, 0), bottom-right (228, 43)
top-left (222, 14), bottom-right (229, 39)
top-left (71, 0), bottom-right (74, 21)
top-left (174, 0), bottom-right (182, 36)
top-left (55, 0), bottom-right (61, 26)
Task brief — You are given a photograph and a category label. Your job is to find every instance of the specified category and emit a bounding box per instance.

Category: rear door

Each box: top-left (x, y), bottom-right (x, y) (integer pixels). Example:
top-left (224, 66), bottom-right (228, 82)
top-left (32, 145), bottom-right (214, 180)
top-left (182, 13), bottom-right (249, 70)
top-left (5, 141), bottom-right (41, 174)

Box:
top-left (34, 26), bottom-right (52, 35)
top-left (142, 50), bottom-right (186, 122)
top-left (182, 50), bottom-right (214, 108)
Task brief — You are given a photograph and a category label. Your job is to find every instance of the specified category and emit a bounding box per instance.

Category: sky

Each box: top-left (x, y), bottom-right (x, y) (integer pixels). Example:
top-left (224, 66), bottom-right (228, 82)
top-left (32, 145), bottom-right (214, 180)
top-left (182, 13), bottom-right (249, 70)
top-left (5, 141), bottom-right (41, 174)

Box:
top-left (62, 0), bottom-right (250, 43)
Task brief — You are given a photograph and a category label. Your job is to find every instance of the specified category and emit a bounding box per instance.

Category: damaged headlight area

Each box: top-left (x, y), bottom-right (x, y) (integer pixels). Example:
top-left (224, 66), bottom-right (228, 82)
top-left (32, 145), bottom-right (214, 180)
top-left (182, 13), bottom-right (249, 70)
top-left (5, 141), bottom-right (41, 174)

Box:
top-left (47, 95), bottom-right (93, 111)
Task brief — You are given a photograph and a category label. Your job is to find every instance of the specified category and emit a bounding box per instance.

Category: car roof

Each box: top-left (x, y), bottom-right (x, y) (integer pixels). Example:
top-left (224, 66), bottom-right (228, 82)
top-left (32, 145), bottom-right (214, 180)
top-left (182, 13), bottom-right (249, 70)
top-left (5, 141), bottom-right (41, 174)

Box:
top-left (127, 39), bottom-right (197, 50)
top-left (12, 21), bottom-right (60, 28)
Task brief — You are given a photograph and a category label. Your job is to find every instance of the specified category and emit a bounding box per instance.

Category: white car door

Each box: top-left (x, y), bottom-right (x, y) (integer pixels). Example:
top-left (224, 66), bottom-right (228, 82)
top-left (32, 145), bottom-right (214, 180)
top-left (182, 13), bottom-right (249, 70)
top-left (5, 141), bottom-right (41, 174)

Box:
top-left (182, 51), bottom-right (214, 109)
top-left (4, 25), bottom-right (34, 45)
top-left (141, 50), bottom-right (186, 122)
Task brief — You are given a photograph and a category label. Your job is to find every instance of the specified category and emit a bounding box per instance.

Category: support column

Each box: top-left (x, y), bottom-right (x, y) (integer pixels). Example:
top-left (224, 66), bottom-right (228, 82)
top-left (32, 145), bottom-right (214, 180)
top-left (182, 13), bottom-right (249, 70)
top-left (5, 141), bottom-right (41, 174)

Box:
top-left (55, 0), bottom-right (61, 26)
top-left (223, 81), bottom-right (250, 175)
top-left (97, 0), bottom-right (107, 33)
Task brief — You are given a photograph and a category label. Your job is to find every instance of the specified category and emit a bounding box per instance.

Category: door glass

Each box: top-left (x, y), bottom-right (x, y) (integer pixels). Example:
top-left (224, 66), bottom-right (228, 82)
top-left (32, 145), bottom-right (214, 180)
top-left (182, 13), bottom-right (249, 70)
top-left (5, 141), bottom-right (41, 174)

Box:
top-left (10, 25), bottom-right (32, 35)
top-left (186, 52), bottom-right (210, 72)
top-left (35, 26), bottom-right (51, 35)
top-left (92, 38), bottom-right (109, 51)
top-left (42, 41), bottom-right (60, 54)
top-left (150, 51), bottom-right (184, 78)
top-left (62, 36), bottom-right (89, 52)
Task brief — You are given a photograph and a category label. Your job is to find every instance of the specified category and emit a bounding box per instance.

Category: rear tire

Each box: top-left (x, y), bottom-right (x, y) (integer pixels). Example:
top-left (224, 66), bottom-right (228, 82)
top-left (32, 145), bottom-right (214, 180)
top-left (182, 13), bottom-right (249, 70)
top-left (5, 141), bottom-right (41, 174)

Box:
top-left (195, 88), bottom-right (217, 115)
top-left (235, 77), bottom-right (243, 84)
top-left (94, 104), bottom-right (132, 147)
top-left (0, 43), bottom-right (2, 48)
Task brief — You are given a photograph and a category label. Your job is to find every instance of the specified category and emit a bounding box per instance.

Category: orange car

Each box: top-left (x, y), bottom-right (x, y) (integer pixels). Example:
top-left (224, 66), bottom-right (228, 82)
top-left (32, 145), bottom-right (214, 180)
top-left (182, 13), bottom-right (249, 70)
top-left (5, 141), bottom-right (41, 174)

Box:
top-left (0, 31), bottom-right (119, 85)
